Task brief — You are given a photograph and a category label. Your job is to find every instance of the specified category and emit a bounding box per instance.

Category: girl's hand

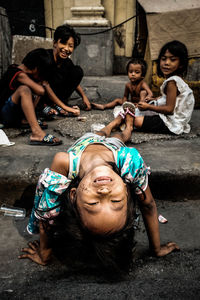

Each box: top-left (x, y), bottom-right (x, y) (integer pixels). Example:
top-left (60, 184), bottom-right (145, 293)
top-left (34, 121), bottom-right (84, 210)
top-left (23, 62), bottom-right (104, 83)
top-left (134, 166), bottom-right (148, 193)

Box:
top-left (154, 242), bottom-right (180, 257)
top-left (18, 240), bottom-right (52, 265)
top-left (18, 221), bottom-right (52, 265)
top-left (145, 96), bottom-right (155, 102)
top-left (137, 101), bottom-right (150, 111)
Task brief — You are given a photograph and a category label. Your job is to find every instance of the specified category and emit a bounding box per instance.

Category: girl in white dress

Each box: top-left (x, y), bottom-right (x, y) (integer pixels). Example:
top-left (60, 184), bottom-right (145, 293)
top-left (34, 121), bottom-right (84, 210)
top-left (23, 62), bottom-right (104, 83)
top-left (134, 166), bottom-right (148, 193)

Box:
top-left (134, 40), bottom-right (195, 134)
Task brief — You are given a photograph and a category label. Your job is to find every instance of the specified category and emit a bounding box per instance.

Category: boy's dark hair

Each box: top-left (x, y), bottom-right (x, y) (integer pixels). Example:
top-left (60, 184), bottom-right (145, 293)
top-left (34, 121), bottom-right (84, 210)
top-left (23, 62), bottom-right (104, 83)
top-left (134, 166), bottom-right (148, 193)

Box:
top-left (22, 48), bottom-right (53, 80)
top-left (54, 24), bottom-right (81, 48)
top-left (157, 40), bottom-right (188, 77)
top-left (126, 58), bottom-right (147, 77)
top-left (43, 163), bottom-right (139, 274)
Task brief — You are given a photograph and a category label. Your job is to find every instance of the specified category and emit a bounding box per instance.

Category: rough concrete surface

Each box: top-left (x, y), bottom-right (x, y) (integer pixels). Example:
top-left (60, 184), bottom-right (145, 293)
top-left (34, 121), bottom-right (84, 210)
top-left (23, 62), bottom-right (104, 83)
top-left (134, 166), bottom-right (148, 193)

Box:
top-left (0, 93), bottom-right (200, 299)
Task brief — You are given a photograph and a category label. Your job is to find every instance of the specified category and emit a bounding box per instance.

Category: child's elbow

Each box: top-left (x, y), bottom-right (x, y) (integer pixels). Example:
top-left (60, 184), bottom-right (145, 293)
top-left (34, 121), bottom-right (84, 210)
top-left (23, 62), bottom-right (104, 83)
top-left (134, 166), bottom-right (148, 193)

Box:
top-left (38, 88), bottom-right (45, 96)
top-left (167, 109), bottom-right (174, 115)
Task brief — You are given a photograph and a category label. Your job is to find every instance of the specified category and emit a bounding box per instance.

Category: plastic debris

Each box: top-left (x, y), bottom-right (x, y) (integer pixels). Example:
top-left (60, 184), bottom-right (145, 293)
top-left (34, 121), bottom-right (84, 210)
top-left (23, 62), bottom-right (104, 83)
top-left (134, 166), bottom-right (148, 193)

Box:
top-left (91, 123), bottom-right (105, 132)
top-left (77, 116), bottom-right (87, 122)
top-left (158, 214), bottom-right (168, 223)
top-left (0, 204), bottom-right (26, 218)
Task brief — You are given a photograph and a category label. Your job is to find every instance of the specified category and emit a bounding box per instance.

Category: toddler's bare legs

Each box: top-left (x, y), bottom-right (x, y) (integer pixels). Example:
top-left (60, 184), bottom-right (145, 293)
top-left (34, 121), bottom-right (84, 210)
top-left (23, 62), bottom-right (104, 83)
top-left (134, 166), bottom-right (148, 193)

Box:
top-left (92, 98), bottom-right (123, 110)
top-left (91, 103), bottom-right (105, 110)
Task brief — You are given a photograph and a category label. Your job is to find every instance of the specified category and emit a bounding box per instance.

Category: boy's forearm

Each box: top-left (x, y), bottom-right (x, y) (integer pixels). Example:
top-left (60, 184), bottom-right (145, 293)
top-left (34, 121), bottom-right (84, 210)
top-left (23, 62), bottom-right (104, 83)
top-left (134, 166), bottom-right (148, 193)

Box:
top-left (76, 85), bottom-right (85, 97)
top-left (43, 84), bottom-right (74, 112)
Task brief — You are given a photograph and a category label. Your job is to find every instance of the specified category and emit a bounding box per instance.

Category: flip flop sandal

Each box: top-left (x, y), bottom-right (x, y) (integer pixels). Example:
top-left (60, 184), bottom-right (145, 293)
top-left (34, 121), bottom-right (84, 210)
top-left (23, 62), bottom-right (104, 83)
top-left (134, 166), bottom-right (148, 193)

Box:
top-left (29, 134), bottom-right (62, 146)
top-left (21, 119), bottom-right (48, 130)
top-left (118, 111), bottom-right (126, 119)
top-left (122, 102), bottom-right (136, 117)
top-left (42, 106), bottom-right (57, 120)
top-left (54, 105), bottom-right (69, 116)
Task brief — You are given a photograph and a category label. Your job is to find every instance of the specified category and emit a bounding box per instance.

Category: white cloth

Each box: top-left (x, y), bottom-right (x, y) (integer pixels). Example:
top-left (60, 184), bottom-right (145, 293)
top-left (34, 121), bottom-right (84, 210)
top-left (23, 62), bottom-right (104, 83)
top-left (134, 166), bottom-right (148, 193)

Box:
top-left (0, 129), bottom-right (15, 147)
top-left (159, 76), bottom-right (195, 135)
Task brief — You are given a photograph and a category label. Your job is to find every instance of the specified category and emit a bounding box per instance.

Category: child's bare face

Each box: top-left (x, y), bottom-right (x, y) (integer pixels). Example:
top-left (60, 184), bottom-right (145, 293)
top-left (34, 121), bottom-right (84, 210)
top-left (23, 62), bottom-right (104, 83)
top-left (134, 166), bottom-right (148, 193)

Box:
top-left (128, 63), bottom-right (143, 83)
top-left (53, 37), bottom-right (75, 61)
top-left (72, 166), bottom-right (128, 235)
top-left (160, 50), bottom-right (180, 77)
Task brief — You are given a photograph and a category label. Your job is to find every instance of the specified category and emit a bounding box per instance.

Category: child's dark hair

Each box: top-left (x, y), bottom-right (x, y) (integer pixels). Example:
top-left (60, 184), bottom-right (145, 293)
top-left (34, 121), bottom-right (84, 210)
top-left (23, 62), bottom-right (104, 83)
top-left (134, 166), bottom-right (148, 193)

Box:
top-left (54, 24), bottom-right (81, 48)
top-left (126, 58), bottom-right (147, 77)
top-left (43, 163), bottom-right (140, 274)
top-left (157, 40), bottom-right (188, 77)
top-left (22, 48), bottom-right (53, 80)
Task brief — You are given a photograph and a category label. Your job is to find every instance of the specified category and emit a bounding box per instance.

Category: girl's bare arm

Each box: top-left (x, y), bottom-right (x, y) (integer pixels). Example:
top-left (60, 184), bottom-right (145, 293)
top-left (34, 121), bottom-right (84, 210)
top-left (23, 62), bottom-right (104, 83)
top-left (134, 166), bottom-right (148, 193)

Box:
top-left (138, 185), bottom-right (179, 256)
top-left (19, 221), bottom-right (52, 265)
top-left (138, 80), bottom-right (177, 114)
top-left (19, 152), bottom-right (70, 265)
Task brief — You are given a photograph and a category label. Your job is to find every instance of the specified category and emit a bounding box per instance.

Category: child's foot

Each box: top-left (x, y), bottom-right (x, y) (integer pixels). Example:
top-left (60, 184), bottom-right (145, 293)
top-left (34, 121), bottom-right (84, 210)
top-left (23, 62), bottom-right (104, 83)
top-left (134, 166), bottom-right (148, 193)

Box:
top-left (122, 102), bottom-right (135, 117)
top-left (30, 129), bottom-right (62, 146)
top-left (96, 115), bottom-right (123, 137)
top-left (125, 113), bottom-right (134, 132)
top-left (95, 128), bottom-right (110, 137)
top-left (91, 103), bottom-right (105, 110)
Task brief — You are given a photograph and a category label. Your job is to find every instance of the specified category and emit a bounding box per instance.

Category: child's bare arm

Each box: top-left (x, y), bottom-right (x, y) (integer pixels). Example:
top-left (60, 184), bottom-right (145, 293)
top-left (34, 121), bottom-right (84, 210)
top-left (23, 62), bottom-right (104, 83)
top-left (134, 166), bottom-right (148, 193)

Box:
top-left (122, 83), bottom-right (130, 103)
top-left (19, 221), bottom-right (52, 265)
top-left (17, 72), bottom-right (45, 96)
top-left (43, 82), bottom-right (80, 116)
top-left (141, 82), bottom-right (153, 101)
top-left (50, 152), bottom-right (69, 175)
top-left (138, 185), bottom-right (179, 256)
top-left (138, 80), bottom-right (177, 114)
top-left (76, 85), bottom-right (91, 111)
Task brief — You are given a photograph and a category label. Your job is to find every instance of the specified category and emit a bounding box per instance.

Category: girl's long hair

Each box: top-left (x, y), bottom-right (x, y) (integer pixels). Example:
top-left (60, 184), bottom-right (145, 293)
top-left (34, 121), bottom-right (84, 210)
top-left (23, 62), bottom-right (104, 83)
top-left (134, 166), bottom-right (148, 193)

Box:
top-left (45, 163), bottom-right (143, 274)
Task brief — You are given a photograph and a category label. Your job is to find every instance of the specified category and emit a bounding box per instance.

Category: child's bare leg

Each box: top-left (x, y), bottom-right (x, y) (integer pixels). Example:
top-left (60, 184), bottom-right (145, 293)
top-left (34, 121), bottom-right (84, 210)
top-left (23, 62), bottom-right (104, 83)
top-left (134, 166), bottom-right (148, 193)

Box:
top-left (91, 103), bottom-right (105, 110)
top-left (96, 115), bottom-right (123, 137)
top-left (112, 113), bottom-right (134, 143)
top-left (92, 98), bottom-right (123, 110)
top-left (12, 86), bottom-right (59, 142)
top-left (134, 116), bottom-right (144, 128)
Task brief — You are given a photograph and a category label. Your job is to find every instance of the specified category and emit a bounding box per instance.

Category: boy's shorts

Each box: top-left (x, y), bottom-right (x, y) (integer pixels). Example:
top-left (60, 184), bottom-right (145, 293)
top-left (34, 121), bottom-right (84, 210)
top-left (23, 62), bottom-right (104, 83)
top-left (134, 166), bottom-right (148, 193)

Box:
top-left (140, 115), bottom-right (172, 134)
top-left (0, 97), bottom-right (22, 126)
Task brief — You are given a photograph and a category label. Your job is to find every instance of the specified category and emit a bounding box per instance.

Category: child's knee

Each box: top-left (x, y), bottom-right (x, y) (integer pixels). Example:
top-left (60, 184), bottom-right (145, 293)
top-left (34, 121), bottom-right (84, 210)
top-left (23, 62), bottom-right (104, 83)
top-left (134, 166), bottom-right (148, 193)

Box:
top-left (17, 85), bottom-right (32, 96)
top-left (134, 116), bottom-right (144, 128)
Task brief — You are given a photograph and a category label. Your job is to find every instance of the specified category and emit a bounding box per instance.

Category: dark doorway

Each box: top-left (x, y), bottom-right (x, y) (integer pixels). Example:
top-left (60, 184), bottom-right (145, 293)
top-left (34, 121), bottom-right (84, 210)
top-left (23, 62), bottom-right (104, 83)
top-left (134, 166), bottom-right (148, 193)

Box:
top-left (0, 0), bottom-right (45, 37)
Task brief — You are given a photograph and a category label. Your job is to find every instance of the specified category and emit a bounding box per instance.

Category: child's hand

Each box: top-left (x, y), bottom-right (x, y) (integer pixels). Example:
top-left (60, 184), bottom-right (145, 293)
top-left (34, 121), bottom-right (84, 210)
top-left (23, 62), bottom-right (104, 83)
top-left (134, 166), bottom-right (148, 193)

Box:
top-left (145, 96), bottom-right (154, 102)
top-left (137, 101), bottom-right (149, 111)
top-left (42, 81), bottom-right (50, 88)
top-left (83, 96), bottom-right (91, 111)
top-left (71, 106), bottom-right (80, 116)
top-left (18, 221), bottom-right (52, 265)
top-left (154, 242), bottom-right (180, 257)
